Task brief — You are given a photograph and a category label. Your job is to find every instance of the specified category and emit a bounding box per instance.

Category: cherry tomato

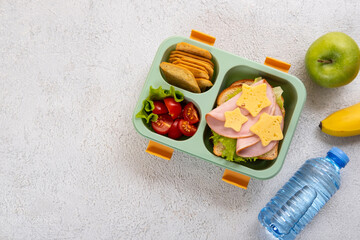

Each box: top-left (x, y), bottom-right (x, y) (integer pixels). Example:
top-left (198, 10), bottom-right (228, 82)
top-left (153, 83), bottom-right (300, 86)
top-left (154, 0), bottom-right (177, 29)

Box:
top-left (179, 119), bottom-right (197, 137)
top-left (168, 119), bottom-right (183, 139)
top-left (152, 100), bottom-right (168, 114)
top-left (183, 102), bottom-right (199, 124)
top-left (151, 114), bottom-right (173, 135)
top-left (164, 97), bottom-right (182, 119)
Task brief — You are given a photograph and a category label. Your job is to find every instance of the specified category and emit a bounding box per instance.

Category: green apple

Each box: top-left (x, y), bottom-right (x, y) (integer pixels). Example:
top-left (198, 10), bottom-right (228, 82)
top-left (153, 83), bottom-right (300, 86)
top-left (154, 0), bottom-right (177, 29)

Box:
top-left (305, 32), bottom-right (360, 88)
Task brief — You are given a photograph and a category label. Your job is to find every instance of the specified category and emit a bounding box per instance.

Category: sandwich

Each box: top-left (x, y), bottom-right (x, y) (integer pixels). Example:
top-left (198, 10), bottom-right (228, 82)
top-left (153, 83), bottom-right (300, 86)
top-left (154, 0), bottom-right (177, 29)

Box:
top-left (206, 78), bottom-right (285, 163)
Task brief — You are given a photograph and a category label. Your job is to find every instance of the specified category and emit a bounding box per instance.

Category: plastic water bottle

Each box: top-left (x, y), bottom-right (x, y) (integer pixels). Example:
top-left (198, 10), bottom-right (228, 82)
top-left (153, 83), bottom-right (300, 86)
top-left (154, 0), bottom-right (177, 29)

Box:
top-left (258, 147), bottom-right (349, 240)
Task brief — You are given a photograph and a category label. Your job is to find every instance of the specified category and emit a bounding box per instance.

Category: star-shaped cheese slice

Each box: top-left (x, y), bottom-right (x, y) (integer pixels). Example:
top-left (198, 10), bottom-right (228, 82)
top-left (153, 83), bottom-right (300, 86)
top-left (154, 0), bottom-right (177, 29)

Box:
top-left (224, 108), bottom-right (248, 132)
top-left (250, 113), bottom-right (283, 146)
top-left (236, 83), bottom-right (271, 117)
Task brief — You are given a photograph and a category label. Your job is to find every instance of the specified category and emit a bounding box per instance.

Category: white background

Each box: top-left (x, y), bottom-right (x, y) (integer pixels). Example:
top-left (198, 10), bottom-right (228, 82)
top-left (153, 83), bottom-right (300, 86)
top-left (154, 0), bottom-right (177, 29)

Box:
top-left (1, 0), bottom-right (360, 239)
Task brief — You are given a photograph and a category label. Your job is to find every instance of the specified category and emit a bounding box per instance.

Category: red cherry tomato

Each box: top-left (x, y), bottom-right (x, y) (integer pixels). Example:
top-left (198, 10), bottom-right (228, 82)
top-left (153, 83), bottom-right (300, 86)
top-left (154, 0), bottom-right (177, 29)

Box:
top-left (164, 97), bottom-right (182, 119)
top-left (178, 119), bottom-right (197, 137)
top-left (168, 119), bottom-right (183, 139)
top-left (183, 102), bottom-right (199, 124)
top-left (152, 100), bottom-right (168, 114)
top-left (151, 114), bottom-right (173, 135)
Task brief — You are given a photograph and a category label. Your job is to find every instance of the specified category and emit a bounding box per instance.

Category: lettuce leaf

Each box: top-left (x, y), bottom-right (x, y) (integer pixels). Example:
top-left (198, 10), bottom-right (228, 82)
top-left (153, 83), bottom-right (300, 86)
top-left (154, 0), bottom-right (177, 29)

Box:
top-left (148, 86), bottom-right (184, 102)
top-left (254, 77), bottom-right (263, 83)
top-left (273, 86), bottom-right (284, 109)
top-left (136, 86), bottom-right (184, 123)
top-left (210, 131), bottom-right (257, 163)
top-left (225, 88), bottom-right (242, 102)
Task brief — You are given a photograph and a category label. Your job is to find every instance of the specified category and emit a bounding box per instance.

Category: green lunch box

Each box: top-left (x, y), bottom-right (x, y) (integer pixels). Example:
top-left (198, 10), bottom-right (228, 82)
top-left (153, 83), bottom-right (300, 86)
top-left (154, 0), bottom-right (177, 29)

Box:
top-left (132, 30), bottom-right (306, 189)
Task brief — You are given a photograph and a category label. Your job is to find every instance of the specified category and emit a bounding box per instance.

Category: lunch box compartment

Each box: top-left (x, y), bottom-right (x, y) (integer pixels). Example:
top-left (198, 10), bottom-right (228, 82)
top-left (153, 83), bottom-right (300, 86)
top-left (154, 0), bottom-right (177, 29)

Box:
top-left (139, 94), bottom-right (202, 141)
top-left (202, 64), bottom-right (297, 171)
top-left (212, 64), bottom-right (301, 149)
top-left (159, 44), bottom-right (220, 93)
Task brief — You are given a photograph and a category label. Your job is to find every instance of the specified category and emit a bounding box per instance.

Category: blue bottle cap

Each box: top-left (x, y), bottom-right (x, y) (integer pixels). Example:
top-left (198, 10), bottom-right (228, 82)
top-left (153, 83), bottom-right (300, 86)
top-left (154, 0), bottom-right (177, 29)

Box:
top-left (327, 147), bottom-right (349, 168)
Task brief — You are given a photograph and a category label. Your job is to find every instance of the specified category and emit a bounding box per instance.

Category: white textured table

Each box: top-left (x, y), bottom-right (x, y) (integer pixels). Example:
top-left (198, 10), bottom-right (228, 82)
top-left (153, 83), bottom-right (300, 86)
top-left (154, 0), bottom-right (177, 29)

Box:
top-left (1, 1), bottom-right (360, 239)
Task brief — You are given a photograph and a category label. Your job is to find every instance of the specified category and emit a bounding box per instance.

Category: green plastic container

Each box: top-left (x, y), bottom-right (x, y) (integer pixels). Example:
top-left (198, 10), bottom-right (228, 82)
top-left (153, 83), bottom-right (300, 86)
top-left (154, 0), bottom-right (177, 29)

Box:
top-left (132, 34), bottom-right (306, 182)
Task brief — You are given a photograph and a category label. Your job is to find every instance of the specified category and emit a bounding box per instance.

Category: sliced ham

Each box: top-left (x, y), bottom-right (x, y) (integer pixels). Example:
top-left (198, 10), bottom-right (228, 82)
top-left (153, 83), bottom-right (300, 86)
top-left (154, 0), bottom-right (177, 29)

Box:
top-left (236, 137), bottom-right (278, 158)
top-left (236, 103), bottom-right (284, 157)
top-left (206, 91), bottom-right (243, 122)
top-left (236, 135), bottom-right (260, 152)
top-left (205, 80), bottom-right (276, 138)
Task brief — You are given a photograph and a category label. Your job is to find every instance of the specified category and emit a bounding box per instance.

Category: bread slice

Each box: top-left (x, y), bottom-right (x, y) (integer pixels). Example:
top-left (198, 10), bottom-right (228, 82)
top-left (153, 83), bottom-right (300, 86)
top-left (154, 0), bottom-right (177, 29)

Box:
top-left (216, 79), bottom-right (254, 106)
top-left (213, 141), bottom-right (226, 157)
top-left (229, 79), bottom-right (254, 88)
top-left (212, 79), bottom-right (285, 160)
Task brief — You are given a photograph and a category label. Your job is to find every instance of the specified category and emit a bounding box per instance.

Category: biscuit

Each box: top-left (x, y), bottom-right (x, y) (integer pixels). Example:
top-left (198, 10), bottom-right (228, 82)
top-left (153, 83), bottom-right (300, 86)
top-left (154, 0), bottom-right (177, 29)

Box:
top-left (173, 59), bottom-right (208, 73)
top-left (168, 57), bottom-right (179, 63)
top-left (177, 56), bottom-right (213, 78)
top-left (195, 78), bottom-right (213, 91)
top-left (169, 54), bottom-right (214, 78)
top-left (171, 51), bottom-right (214, 66)
top-left (160, 62), bottom-right (201, 93)
top-left (176, 42), bottom-right (212, 59)
top-left (175, 63), bottom-right (209, 79)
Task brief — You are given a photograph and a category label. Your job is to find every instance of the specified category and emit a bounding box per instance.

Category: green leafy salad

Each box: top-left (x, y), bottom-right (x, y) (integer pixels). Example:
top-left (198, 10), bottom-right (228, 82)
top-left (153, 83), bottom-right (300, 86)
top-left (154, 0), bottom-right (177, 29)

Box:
top-left (136, 86), bottom-right (184, 123)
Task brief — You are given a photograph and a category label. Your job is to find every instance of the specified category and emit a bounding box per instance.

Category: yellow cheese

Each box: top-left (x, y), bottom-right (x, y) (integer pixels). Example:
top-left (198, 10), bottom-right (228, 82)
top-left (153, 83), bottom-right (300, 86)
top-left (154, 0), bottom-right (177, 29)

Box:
top-left (250, 113), bottom-right (283, 146)
top-left (224, 108), bottom-right (248, 132)
top-left (236, 83), bottom-right (271, 117)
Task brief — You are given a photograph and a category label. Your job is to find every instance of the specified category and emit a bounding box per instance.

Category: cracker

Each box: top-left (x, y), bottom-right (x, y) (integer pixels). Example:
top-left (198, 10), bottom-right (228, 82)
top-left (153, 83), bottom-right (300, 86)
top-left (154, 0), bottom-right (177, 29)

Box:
top-left (171, 51), bottom-right (214, 66)
top-left (160, 62), bottom-right (200, 93)
top-left (173, 59), bottom-right (208, 73)
top-left (168, 57), bottom-right (179, 63)
top-left (169, 54), bottom-right (214, 78)
top-left (175, 63), bottom-right (209, 79)
top-left (178, 56), bottom-right (213, 78)
top-left (195, 78), bottom-right (213, 91)
top-left (176, 42), bottom-right (212, 59)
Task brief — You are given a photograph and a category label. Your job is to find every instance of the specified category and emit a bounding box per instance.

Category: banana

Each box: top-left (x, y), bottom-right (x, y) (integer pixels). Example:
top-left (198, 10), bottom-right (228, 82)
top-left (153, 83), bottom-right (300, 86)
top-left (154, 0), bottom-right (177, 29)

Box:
top-left (320, 102), bottom-right (360, 137)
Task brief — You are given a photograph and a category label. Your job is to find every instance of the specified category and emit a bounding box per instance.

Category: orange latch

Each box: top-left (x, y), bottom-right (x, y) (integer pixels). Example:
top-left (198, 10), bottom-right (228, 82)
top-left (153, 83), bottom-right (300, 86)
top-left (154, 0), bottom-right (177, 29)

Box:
top-left (222, 169), bottom-right (251, 189)
top-left (264, 57), bottom-right (291, 73)
top-left (190, 30), bottom-right (216, 46)
top-left (146, 140), bottom-right (174, 160)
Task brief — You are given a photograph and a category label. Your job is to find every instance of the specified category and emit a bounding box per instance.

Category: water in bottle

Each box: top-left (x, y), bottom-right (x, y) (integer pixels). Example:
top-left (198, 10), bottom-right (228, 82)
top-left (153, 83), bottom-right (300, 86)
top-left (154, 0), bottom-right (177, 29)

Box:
top-left (258, 147), bottom-right (349, 240)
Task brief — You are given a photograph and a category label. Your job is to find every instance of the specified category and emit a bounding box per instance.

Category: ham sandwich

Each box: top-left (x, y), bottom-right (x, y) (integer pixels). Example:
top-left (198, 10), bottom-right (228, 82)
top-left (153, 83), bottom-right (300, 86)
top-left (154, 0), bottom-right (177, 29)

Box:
top-left (206, 79), bottom-right (285, 160)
